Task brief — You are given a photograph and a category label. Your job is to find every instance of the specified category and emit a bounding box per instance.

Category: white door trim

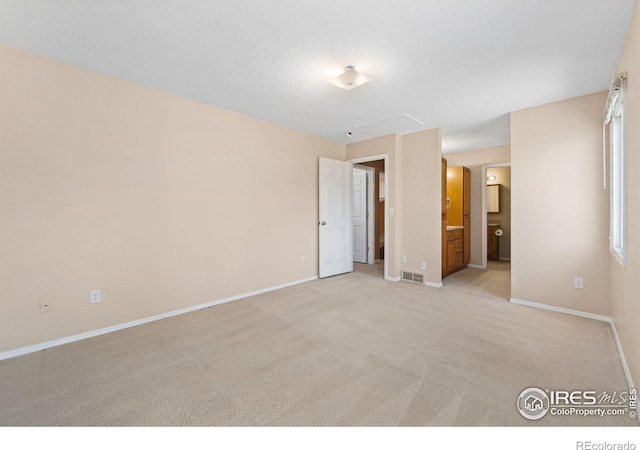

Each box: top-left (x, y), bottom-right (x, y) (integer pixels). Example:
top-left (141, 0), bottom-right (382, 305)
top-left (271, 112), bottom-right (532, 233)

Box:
top-left (348, 154), bottom-right (389, 280)
top-left (352, 167), bottom-right (368, 264)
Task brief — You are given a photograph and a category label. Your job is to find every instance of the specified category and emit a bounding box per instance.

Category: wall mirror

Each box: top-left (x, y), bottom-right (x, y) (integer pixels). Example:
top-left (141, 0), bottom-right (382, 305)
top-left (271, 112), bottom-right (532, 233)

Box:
top-left (487, 184), bottom-right (501, 213)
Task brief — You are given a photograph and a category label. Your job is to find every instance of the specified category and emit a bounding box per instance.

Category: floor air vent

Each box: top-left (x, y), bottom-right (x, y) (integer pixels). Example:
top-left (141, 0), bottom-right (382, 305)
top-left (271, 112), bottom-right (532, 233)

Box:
top-left (402, 271), bottom-right (424, 284)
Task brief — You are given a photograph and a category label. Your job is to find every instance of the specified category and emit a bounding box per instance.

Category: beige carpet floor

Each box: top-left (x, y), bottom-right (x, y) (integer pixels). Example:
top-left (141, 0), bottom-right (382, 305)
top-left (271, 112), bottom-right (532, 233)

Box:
top-left (0, 263), bottom-right (635, 426)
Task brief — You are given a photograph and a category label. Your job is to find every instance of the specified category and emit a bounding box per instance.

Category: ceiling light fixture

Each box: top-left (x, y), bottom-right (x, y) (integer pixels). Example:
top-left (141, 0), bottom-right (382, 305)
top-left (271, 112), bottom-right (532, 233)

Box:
top-left (329, 66), bottom-right (370, 90)
top-left (487, 175), bottom-right (497, 181)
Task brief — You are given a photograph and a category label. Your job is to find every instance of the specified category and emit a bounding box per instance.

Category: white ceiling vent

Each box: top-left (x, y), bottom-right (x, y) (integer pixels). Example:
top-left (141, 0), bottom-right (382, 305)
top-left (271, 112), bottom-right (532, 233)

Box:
top-left (354, 114), bottom-right (423, 137)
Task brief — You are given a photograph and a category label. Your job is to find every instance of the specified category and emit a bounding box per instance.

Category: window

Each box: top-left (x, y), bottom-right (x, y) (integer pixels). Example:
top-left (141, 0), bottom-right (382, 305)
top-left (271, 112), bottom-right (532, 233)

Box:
top-left (608, 76), bottom-right (626, 267)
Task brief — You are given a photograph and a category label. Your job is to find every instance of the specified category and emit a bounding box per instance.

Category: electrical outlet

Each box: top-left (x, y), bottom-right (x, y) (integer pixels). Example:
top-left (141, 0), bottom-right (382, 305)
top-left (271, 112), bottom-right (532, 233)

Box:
top-left (90, 290), bottom-right (101, 303)
top-left (401, 255), bottom-right (407, 263)
top-left (420, 262), bottom-right (426, 270)
top-left (39, 299), bottom-right (52, 313)
top-left (574, 278), bottom-right (584, 289)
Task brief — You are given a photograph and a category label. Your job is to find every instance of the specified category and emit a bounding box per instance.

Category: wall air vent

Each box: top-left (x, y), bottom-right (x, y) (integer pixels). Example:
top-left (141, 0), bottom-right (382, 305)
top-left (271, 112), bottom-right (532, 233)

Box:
top-left (402, 271), bottom-right (424, 284)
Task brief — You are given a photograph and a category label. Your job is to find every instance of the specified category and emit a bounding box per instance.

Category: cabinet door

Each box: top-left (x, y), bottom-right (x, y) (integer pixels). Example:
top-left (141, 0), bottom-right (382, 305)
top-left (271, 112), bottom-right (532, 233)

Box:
top-left (442, 158), bottom-right (447, 276)
top-left (463, 168), bottom-right (470, 216)
top-left (487, 226), bottom-right (501, 260)
top-left (463, 216), bottom-right (470, 264)
top-left (487, 184), bottom-right (500, 213)
top-left (446, 240), bottom-right (457, 272)
top-left (487, 227), bottom-right (495, 260)
top-left (454, 239), bottom-right (464, 269)
top-left (442, 158), bottom-right (448, 215)
top-left (442, 218), bottom-right (447, 276)
top-left (446, 167), bottom-right (463, 225)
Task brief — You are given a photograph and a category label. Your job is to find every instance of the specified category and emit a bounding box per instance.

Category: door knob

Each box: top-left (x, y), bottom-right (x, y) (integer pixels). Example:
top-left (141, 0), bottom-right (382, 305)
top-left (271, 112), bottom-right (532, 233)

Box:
top-left (319, 221), bottom-right (326, 225)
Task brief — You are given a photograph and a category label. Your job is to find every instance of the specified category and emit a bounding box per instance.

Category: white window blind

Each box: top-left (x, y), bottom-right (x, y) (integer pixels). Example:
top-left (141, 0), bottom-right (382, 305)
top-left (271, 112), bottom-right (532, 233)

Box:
top-left (603, 73), bottom-right (627, 267)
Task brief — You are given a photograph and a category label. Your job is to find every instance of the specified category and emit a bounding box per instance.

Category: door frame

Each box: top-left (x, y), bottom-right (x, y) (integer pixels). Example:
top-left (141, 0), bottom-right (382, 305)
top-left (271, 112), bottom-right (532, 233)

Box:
top-left (348, 154), bottom-right (389, 280)
top-left (353, 164), bottom-right (375, 264)
top-left (481, 162), bottom-right (511, 269)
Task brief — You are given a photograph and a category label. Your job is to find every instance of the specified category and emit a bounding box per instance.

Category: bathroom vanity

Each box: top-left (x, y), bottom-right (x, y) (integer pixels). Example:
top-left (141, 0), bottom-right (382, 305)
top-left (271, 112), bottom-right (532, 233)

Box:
top-left (442, 162), bottom-right (471, 277)
top-left (487, 223), bottom-right (501, 260)
top-left (444, 226), bottom-right (465, 275)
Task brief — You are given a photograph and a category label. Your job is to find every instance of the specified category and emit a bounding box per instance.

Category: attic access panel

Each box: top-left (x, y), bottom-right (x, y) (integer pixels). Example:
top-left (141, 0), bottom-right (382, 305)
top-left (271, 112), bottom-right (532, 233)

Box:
top-left (354, 114), bottom-right (423, 137)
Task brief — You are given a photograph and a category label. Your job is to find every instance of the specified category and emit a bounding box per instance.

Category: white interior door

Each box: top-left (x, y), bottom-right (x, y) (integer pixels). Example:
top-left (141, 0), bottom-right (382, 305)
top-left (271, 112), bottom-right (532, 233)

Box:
top-left (319, 157), bottom-right (353, 278)
top-left (353, 168), bottom-right (367, 263)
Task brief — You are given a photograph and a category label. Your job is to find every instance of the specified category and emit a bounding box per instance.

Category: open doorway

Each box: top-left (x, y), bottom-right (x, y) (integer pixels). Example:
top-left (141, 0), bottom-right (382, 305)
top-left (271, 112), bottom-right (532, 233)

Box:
top-left (483, 164), bottom-right (511, 296)
top-left (484, 165), bottom-right (511, 264)
top-left (349, 157), bottom-right (387, 279)
top-left (439, 153), bottom-right (512, 301)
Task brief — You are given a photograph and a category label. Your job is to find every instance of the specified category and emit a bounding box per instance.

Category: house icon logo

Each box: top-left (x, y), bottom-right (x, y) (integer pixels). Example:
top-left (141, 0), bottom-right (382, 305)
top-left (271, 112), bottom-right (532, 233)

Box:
top-left (517, 388), bottom-right (550, 420)
top-left (525, 395), bottom-right (543, 411)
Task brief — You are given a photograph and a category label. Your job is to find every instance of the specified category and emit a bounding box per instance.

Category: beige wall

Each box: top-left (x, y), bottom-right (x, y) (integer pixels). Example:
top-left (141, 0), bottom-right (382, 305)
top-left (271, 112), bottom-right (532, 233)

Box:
top-left (346, 134), bottom-right (401, 279)
top-left (0, 46), bottom-right (345, 352)
top-left (347, 130), bottom-right (442, 283)
top-left (611, 1), bottom-right (640, 389)
top-left (487, 167), bottom-right (511, 259)
top-left (511, 92), bottom-right (610, 316)
top-left (400, 129), bottom-right (443, 284)
top-left (444, 145), bottom-right (511, 266)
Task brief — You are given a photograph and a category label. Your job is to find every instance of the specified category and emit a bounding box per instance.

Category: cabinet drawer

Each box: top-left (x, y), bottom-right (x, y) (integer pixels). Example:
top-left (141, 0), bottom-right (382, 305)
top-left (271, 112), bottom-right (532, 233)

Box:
top-left (447, 229), bottom-right (463, 241)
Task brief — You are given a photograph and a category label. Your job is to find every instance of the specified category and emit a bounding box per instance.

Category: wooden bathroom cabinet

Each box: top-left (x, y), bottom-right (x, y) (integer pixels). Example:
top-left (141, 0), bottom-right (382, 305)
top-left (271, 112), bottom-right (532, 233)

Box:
top-left (443, 165), bottom-right (470, 276)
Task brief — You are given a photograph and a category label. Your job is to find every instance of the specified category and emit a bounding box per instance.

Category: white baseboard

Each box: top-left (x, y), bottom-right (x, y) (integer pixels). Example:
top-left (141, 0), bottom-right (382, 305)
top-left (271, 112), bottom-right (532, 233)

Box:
top-left (467, 264), bottom-right (484, 269)
top-left (611, 321), bottom-right (639, 424)
top-left (424, 281), bottom-right (443, 288)
top-left (387, 276), bottom-right (401, 282)
top-left (610, 320), bottom-right (635, 393)
top-left (499, 257), bottom-right (511, 261)
top-left (510, 297), bottom-right (637, 406)
top-left (0, 275), bottom-right (318, 361)
top-left (509, 297), bottom-right (611, 323)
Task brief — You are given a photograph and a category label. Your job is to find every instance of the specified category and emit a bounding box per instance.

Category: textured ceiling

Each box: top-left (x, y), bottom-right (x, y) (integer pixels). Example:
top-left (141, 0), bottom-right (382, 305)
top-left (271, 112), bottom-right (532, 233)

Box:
top-left (0, 0), bottom-right (636, 152)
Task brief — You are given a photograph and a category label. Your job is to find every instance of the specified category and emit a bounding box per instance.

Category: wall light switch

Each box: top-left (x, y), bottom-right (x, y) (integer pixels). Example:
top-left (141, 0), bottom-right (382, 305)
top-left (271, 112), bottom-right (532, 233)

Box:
top-left (574, 278), bottom-right (584, 289)
top-left (420, 262), bottom-right (426, 270)
top-left (389, 207), bottom-right (395, 216)
top-left (401, 255), bottom-right (407, 263)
